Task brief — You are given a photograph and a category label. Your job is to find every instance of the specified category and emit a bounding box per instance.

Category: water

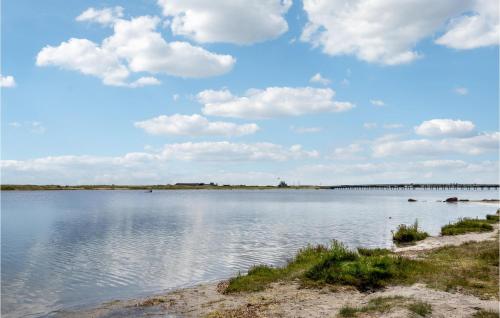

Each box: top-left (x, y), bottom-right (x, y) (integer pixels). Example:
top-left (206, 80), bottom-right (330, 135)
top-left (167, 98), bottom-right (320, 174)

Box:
top-left (1, 189), bottom-right (498, 317)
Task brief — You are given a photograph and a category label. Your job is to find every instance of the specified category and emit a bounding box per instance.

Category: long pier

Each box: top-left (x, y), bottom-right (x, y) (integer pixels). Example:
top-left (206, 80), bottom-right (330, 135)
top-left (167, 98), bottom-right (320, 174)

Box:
top-left (327, 184), bottom-right (499, 190)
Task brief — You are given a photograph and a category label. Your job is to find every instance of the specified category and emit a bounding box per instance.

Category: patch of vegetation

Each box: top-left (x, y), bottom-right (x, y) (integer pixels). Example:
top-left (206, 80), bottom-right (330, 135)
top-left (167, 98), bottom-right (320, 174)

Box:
top-left (414, 240), bottom-right (499, 299)
top-left (407, 301), bottom-right (432, 317)
top-left (392, 220), bottom-right (429, 244)
top-left (338, 296), bottom-right (432, 317)
top-left (441, 218), bottom-right (494, 236)
top-left (486, 214), bottom-right (499, 222)
top-left (227, 241), bottom-right (419, 293)
top-left (473, 309), bottom-right (500, 318)
top-left (225, 238), bottom-right (499, 300)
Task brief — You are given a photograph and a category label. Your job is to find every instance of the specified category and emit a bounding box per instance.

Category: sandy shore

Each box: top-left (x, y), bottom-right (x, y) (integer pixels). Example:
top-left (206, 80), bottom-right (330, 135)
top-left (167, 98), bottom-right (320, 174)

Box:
top-left (54, 224), bottom-right (499, 318)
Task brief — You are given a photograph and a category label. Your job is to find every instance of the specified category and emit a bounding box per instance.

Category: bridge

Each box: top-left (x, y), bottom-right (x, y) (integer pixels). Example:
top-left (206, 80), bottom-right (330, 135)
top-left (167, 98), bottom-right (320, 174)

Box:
top-left (326, 184), bottom-right (499, 190)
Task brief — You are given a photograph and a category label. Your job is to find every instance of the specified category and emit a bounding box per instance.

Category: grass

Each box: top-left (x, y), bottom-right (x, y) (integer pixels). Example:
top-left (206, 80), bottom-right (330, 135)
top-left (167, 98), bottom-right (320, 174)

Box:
top-left (392, 220), bottom-right (429, 244)
top-left (413, 239), bottom-right (499, 299)
top-left (473, 309), bottom-right (500, 318)
top-left (225, 239), bottom-right (499, 300)
top-left (441, 218), bottom-right (494, 236)
top-left (226, 240), bottom-right (417, 293)
top-left (486, 214), bottom-right (499, 222)
top-left (337, 296), bottom-right (432, 317)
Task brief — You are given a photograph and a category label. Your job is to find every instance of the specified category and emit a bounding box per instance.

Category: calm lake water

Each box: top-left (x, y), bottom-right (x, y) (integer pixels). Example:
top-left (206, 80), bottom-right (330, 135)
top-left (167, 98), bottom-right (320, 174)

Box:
top-left (1, 189), bottom-right (498, 317)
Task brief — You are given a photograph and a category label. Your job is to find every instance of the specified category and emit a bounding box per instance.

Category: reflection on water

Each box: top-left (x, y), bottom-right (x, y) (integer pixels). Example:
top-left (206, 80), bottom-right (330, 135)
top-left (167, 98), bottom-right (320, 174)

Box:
top-left (1, 189), bottom-right (498, 317)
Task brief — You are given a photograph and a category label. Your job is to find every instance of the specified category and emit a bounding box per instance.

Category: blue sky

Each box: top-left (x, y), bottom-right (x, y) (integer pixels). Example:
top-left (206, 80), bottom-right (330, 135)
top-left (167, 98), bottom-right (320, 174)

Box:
top-left (1, 0), bottom-right (499, 185)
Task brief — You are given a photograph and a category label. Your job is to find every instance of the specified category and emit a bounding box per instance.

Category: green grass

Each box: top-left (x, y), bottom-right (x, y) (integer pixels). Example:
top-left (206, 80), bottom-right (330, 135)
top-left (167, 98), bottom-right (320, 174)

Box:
top-left (337, 296), bottom-right (432, 317)
top-left (441, 218), bottom-right (494, 236)
top-left (486, 214), bottom-right (499, 222)
top-left (473, 309), bottom-right (500, 318)
top-left (392, 220), bottom-right (429, 244)
top-left (226, 241), bottom-right (418, 293)
top-left (225, 238), bottom-right (499, 300)
top-left (407, 301), bottom-right (432, 317)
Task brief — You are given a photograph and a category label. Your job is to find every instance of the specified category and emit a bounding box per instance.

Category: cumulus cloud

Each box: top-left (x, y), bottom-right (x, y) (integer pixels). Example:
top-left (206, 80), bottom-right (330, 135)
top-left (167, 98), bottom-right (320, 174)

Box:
top-left (300, 0), bottom-right (472, 64)
top-left (161, 142), bottom-right (319, 161)
top-left (414, 119), bottom-right (475, 137)
top-left (292, 160), bottom-right (499, 184)
top-left (129, 77), bottom-right (161, 88)
top-left (436, 0), bottom-right (499, 49)
top-left (1, 74), bottom-right (16, 87)
top-left (309, 73), bottom-right (331, 85)
top-left (134, 114), bottom-right (259, 137)
top-left (370, 99), bottom-right (385, 107)
top-left (36, 10), bottom-right (235, 86)
top-left (372, 132), bottom-right (499, 157)
top-left (76, 6), bottom-right (124, 26)
top-left (157, 0), bottom-right (291, 44)
top-left (199, 87), bottom-right (355, 119)
top-left (1, 141), bottom-right (319, 183)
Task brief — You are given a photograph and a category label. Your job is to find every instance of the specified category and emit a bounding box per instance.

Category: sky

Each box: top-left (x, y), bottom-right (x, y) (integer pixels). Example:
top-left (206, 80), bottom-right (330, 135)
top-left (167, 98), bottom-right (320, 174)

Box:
top-left (1, 0), bottom-right (499, 185)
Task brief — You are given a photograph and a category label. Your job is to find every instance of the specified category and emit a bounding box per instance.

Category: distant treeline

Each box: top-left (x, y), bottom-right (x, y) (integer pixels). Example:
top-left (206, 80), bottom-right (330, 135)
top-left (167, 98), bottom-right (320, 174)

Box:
top-left (0, 184), bottom-right (321, 191)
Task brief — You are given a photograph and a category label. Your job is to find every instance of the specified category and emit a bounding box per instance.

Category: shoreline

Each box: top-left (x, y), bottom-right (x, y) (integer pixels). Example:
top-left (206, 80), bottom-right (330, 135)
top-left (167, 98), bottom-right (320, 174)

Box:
top-left (55, 219), bottom-right (499, 318)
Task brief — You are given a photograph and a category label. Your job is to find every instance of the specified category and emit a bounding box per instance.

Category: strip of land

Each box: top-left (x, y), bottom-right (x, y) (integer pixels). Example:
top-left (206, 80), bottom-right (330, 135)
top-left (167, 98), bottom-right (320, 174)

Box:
top-left (56, 214), bottom-right (499, 318)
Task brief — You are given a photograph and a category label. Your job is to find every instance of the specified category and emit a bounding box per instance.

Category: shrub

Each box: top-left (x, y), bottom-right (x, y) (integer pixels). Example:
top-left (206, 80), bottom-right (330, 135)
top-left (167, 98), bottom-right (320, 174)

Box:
top-left (486, 214), bottom-right (499, 222)
top-left (392, 220), bottom-right (429, 244)
top-left (441, 218), bottom-right (493, 236)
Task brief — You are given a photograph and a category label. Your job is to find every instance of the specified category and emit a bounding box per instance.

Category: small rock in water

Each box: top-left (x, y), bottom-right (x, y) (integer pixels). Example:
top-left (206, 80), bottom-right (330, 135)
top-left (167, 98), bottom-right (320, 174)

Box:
top-left (445, 197), bottom-right (458, 203)
top-left (408, 198), bottom-right (417, 202)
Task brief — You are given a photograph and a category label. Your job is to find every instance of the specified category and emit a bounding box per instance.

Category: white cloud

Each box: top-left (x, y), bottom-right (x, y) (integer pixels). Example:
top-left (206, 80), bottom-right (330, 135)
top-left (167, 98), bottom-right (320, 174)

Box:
top-left (436, 0), bottom-right (499, 49)
top-left (331, 143), bottom-right (364, 160)
top-left (129, 76), bottom-right (161, 88)
top-left (383, 123), bottom-right (403, 129)
top-left (199, 87), bottom-right (355, 119)
top-left (134, 114), bottom-right (259, 137)
top-left (301, 0), bottom-right (470, 64)
top-left (1, 141), bottom-right (318, 179)
top-left (76, 6), bottom-right (124, 26)
top-left (1, 74), bottom-right (16, 87)
top-left (309, 73), bottom-right (331, 85)
top-left (363, 122), bottom-right (377, 129)
top-left (173, 94), bottom-right (180, 101)
top-left (292, 160), bottom-right (499, 184)
top-left (36, 11), bottom-right (235, 86)
top-left (37, 38), bottom-right (130, 86)
top-left (454, 87), bottom-right (469, 95)
top-left (161, 142), bottom-right (319, 161)
top-left (370, 99), bottom-right (385, 107)
top-left (414, 119), bottom-right (475, 137)
top-left (290, 126), bottom-right (323, 134)
top-left (157, 0), bottom-right (291, 44)
top-left (7, 121), bottom-right (45, 133)
top-left (373, 132), bottom-right (499, 157)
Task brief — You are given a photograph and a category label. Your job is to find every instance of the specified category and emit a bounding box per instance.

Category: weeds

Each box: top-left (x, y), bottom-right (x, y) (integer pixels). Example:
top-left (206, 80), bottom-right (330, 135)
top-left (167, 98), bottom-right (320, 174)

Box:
top-left (441, 218), bottom-right (493, 236)
top-left (392, 220), bottom-right (429, 244)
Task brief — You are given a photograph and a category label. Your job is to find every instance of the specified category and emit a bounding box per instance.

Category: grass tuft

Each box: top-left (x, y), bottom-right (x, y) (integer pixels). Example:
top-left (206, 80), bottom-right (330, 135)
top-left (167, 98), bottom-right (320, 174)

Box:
top-left (392, 220), bottom-right (429, 244)
top-left (473, 309), bottom-right (500, 318)
top-left (338, 297), bottom-right (431, 317)
top-left (441, 218), bottom-right (494, 236)
top-left (408, 301), bottom-right (432, 316)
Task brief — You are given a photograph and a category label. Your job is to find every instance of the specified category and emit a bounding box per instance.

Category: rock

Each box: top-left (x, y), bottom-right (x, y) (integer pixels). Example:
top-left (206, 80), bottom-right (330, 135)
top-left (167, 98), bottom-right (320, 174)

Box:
top-left (408, 198), bottom-right (417, 202)
top-left (445, 197), bottom-right (458, 203)
top-left (458, 199), bottom-right (469, 202)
